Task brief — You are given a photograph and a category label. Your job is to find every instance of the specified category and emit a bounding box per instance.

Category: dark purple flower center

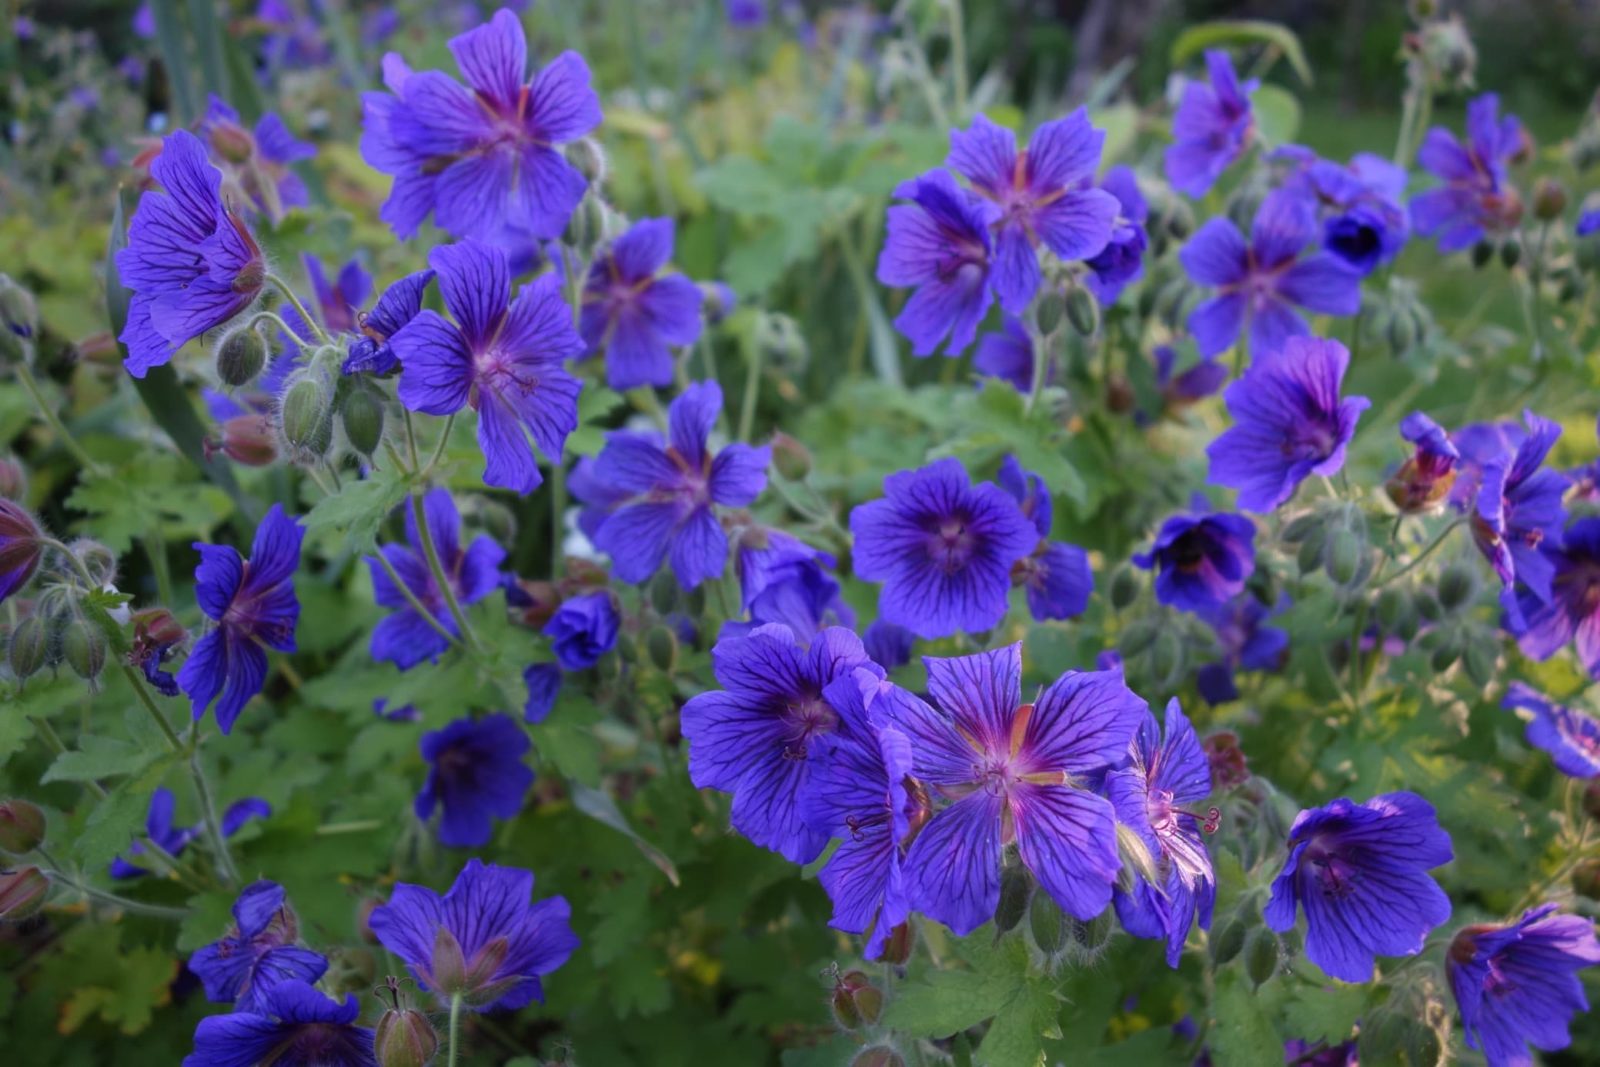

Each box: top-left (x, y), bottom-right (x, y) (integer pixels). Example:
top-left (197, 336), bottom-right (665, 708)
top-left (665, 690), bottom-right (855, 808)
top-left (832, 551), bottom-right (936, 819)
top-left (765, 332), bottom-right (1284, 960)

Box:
top-left (1303, 837), bottom-right (1359, 899)
top-left (925, 515), bottom-right (977, 574)
top-left (780, 696), bottom-right (837, 760)
top-left (471, 346), bottom-right (542, 412)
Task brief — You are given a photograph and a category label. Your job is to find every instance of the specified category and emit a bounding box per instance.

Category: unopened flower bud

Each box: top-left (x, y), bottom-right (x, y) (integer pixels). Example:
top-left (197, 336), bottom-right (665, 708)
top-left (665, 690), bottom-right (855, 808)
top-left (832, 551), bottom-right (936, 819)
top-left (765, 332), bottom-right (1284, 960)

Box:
top-left (1324, 528), bottom-right (1365, 587)
top-left (645, 625), bottom-right (678, 674)
top-left (279, 374), bottom-right (335, 464)
top-left (340, 386), bottom-right (387, 458)
top-left (1035, 289), bottom-right (1066, 335)
top-left (7, 615), bottom-right (48, 679)
top-left (831, 971), bottom-right (883, 1030)
top-left (768, 432), bottom-right (811, 482)
top-left (213, 413), bottom-right (279, 467)
top-left (647, 572), bottom-right (679, 617)
top-left (216, 327), bottom-right (268, 387)
top-left (1499, 236), bottom-right (1522, 269)
top-left (1167, 198), bottom-right (1195, 239)
top-left (1471, 240), bottom-right (1495, 269)
top-left (1437, 561), bottom-right (1476, 611)
top-left (0, 274), bottom-right (38, 362)
top-left (374, 1005), bottom-right (439, 1067)
top-left (1066, 909), bottom-right (1115, 963)
top-left (699, 282), bottom-right (737, 324)
top-left (62, 617), bottom-right (108, 684)
top-left (564, 137), bottom-right (608, 187)
top-left (1118, 618), bottom-right (1158, 659)
top-left (1463, 636), bottom-right (1496, 687)
top-left (879, 920), bottom-right (915, 965)
top-left (1028, 890), bottom-right (1069, 956)
top-left (1202, 731), bottom-right (1249, 790)
top-left (1243, 927), bottom-right (1279, 987)
top-left (0, 455), bottom-right (26, 500)
top-left (1065, 286), bottom-right (1099, 336)
top-left (1414, 588), bottom-right (1443, 622)
top-left (1148, 628), bottom-right (1184, 686)
top-left (1386, 308), bottom-right (1418, 355)
top-left (1375, 587), bottom-right (1411, 632)
top-left (1108, 565), bottom-right (1140, 611)
top-left (0, 800), bottom-right (46, 855)
top-left (1533, 178), bottom-right (1568, 221)
top-left (209, 122), bottom-right (255, 164)
top-left (1420, 16), bottom-right (1477, 87)
top-left (0, 866), bottom-right (48, 920)
top-left (70, 538), bottom-right (117, 589)
top-left (994, 862), bottom-right (1032, 934)
top-left (1210, 915), bottom-right (1246, 964)
top-left (0, 500), bottom-right (45, 601)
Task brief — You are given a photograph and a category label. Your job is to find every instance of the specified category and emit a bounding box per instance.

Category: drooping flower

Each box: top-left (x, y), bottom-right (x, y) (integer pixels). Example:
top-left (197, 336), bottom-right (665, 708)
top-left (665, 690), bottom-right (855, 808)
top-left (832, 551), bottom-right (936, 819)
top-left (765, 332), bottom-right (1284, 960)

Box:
top-left (1510, 518), bottom-right (1600, 678)
top-left (1143, 344), bottom-right (1228, 421)
top-left (369, 858), bottom-right (579, 1012)
top-left (1107, 699), bottom-right (1217, 967)
top-left (1264, 792), bottom-right (1453, 982)
top-left (196, 95), bottom-right (316, 222)
top-left (681, 625), bottom-right (881, 863)
top-left (725, 527), bottom-right (853, 642)
top-left (1277, 146), bottom-right (1410, 275)
top-left (1084, 165), bottom-right (1150, 304)
top-left (110, 787), bottom-right (198, 879)
top-left (343, 269), bottom-right (435, 376)
top-left (1207, 336), bottom-right (1370, 512)
top-left (178, 504), bottom-right (303, 734)
top-left (1180, 189), bottom-right (1363, 360)
top-left (183, 980), bottom-right (375, 1067)
top-left (543, 591), bottom-right (619, 670)
top-left (416, 714), bottom-right (534, 847)
top-left (849, 458), bottom-right (1037, 640)
top-left (128, 607), bottom-right (187, 697)
top-left (1195, 594), bottom-right (1289, 705)
top-left (1467, 411), bottom-right (1568, 600)
top-left (973, 315), bottom-right (1048, 391)
top-left (801, 671), bottom-right (916, 958)
top-left (945, 110), bottom-right (1117, 311)
top-left (1411, 93), bottom-right (1529, 254)
top-left (0, 499), bottom-right (43, 605)
top-left (221, 797), bottom-right (271, 836)
top-left (1164, 50), bottom-right (1257, 198)
top-left (189, 881), bottom-right (328, 1013)
top-left (862, 620), bottom-right (916, 672)
top-left (1501, 683), bottom-right (1600, 778)
top-left (522, 663), bottom-right (561, 724)
top-left (360, 8), bottom-right (601, 242)
top-left (579, 218), bottom-right (704, 391)
top-left (875, 169), bottom-right (996, 357)
top-left (1133, 509), bottom-right (1256, 614)
top-left (585, 381), bottom-right (770, 589)
top-left (392, 240), bottom-right (584, 494)
top-left (1448, 903), bottom-right (1600, 1067)
top-left (878, 645), bottom-right (1147, 935)
top-left (367, 489), bottom-right (505, 671)
top-left (115, 129), bottom-right (266, 378)
top-left (1386, 411), bottom-right (1460, 513)
top-left (996, 455), bottom-right (1093, 621)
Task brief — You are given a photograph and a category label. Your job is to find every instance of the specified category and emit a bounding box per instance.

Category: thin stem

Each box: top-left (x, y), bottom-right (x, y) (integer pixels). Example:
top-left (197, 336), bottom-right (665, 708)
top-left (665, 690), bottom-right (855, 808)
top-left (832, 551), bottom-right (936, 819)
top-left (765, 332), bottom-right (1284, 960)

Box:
top-left (946, 0), bottom-right (969, 116)
top-left (188, 737), bottom-right (241, 886)
top-left (738, 338), bottom-right (765, 443)
top-left (421, 413), bottom-right (455, 478)
top-left (447, 993), bottom-right (464, 1067)
top-left (15, 362), bottom-right (106, 475)
top-left (265, 274), bottom-right (331, 346)
top-left (403, 409), bottom-right (422, 471)
top-left (315, 819), bottom-right (385, 836)
top-left (411, 492), bottom-right (480, 653)
top-left (45, 871), bottom-right (190, 920)
top-left (145, 525), bottom-right (174, 607)
top-left (1372, 518), bottom-right (1464, 589)
top-left (1023, 319), bottom-right (1049, 417)
top-left (550, 461), bottom-right (566, 579)
top-left (244, 310), bottom-right (304, 347)
top-left (121, 665), bottom-right (185, 752)
top-left (373, 550), bottom-right (460, 647)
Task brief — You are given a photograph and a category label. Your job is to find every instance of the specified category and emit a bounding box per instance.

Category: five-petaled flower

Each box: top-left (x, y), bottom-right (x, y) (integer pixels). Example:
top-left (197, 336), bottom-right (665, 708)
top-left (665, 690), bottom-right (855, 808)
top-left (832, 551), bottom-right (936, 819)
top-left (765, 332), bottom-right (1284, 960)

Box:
top-left (343, 268), bottom-right (435, 376)
top-left (1501, 682), bottom-right (1600, 778)
top-left (189, 881), bottom-right (328, 1013)
top-left (1164, 50), bottom-right (1256, 198)
top-left (416, 713), bottom-right (535, 848)
top-left (579, 217), bottom-right (704, 391)
top-left (1411, 93), bottom-right (1529, 254)
top-left (182, 980), bottom-right (375, 1067)
top-left (875, 169), bottom-right (996, 358)
top-left (1509, 517), bottom-right (1600, 679)
top-left (178, 504), bottom-right (304, 734)
top-left (1133, 507), bottom-right (1256, 614)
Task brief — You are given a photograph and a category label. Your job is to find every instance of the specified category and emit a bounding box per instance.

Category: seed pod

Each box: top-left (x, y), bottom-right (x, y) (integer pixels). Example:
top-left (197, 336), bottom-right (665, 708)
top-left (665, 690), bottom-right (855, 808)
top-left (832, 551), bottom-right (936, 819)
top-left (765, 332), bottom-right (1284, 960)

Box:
top-left (1065, 286), bottom-right (1099, 336)
top-left (340, 386), bottom-right (386, 458)
top-left (374, 1006), bottom-right (439, 1067)
top-left (994, 863), bottom-right (1032, 934)
top-left (1437, 562), bottom-right (1476, 611)
top-left (832, 971), bottom-right (883, 1030)
top-left (1243, 927), bottom-right (1279, 987)
top-left (0, 866), bottom-right (47, 921)
top-left (1210, 915), bottom-right (1246, 965)
top-left (1108, 566), bottom-right (1140, 611)
top-left (7, 615), bottom-right (48, 679)
top-left (62, 618), bottom-right (108, 684)
top-left (215, 327), bottom-right (268, 387)
top-left (645, 625), bottom-right (678, 674)
top-left (0, 799), bottom-right (46, 855)
top-left (279, 374), bottom-right (334, 463)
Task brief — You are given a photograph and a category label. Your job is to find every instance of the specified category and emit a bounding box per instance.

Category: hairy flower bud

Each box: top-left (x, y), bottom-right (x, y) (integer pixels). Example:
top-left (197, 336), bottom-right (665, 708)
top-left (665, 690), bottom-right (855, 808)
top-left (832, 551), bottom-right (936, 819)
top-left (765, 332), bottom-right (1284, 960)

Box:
top-left (374, 1005), bottom-right (439, 1067)
top-left (1499, 235), bottom-right (1522, 269)
top-left (1533, 178), bottom-right (1568, 221)
top-left (1243, 927), bottom-right (1279, 987)
top-left (62, 616), bottom-right (108, 685)
top-left (216, 327), bottom-right (268, 387)
top-left (1108, 565), bottom-right (1140, 611)
top-left (1420, 15), bottom-right (1477, 87)
top-left (1065, 287), bottom-right (1099, 336)
top-left (1471, 239), bottom-right (1495, 269)
top-left (830, 971), bottom-right (883, 1030)
top-left (0, 455), bottom-right (26, 501)
top-left (340, 386), bottom-right (387, 458)
top-left (279, 373), bottom-right (335, 464)
top-left (645, 625), bottom-right (678, 674)
top-left (7, 615), bottom-right (48, 679)
top-left (564, 137), bottom-right (608, 187)
top-left (1028, 890), bottom-right (1069, 957)
top-left (0, 800), bottom-right (46, 855)
top-left (0, 866), bottom-right (48, 921)
top-left (1035, 289), bottom-right (1066, 335)
top-left (768, 432), bottom-right (812, 482)
top-left (994, 862), bottom-right (1032, 934)
top-left (1436, 562), bottom-right (1476, 611)
top-left (0, 274), bottom-right (38, 364)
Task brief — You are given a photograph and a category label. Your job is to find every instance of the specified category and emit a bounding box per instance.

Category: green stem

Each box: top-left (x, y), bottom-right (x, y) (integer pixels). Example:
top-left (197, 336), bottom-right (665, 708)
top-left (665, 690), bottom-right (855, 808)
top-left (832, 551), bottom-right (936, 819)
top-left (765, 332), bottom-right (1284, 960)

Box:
top-left (46, 871), bottom-right (190, 920)
top-left (14, 362), bottom-right (105, 475)
top-left (121, 665), bottom-right (185, 753)
top-left (403, 409), bottom-right (422, 471)
top-left (550, 461), bottom-right (566, 579)
top-left (947, 0), bottom-right (969, 117)
top-left (412, 492), bottom-right (480, 653)
top-left (421, 413), bottom-right (455, 478)
top-left (1372, 518), bottom-right (1464, 590)
top-left (838, 230), bottom-right (903, 387)
top-left (265, 273), bottom-right (331, 346)
top-left (244, 310), bottom-right (304, 347)
top-left (1023, 318), bottom-right (1049, 417)
top-left (738, 337), bottom-right (765, 443)
top-left (447, 992), bottom-right (464, 1067)
top-left (315, 819), bottom-right (385, 836)
top-left (373, 549), bottom-right (460, 647)
top-left (187, 734), bottom-right (240, 886)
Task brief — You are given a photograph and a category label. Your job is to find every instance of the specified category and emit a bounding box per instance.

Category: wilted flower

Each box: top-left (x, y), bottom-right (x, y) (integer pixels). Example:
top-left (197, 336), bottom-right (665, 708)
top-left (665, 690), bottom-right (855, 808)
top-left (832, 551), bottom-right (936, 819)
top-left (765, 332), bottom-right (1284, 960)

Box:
top-left (0, 500), bottom-right (43, 606)
top-left (1387, 411), bottom-right (1460, 513)
top-left (343, 270), bottom-right (434, 376)
top-left (189, 881), bottom-right (328, 1012)
top-left (543, 591), bottom-right (619, 671)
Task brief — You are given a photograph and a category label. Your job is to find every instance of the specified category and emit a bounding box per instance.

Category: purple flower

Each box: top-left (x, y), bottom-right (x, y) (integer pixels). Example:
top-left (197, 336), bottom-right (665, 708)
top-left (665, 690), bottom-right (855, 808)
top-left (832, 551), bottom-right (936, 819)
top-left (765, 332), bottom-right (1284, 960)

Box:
top-left (343, 269), bottom-right (434, 376)
top-left (360, 9), bottom-right (601, 242)
top-left (1412, 93), bottom-right (1529, 253)
top-left (278, 255), bottom-right (371, 347)
top-left (178, 504), bottom-right (303, 735)
top-left (367, 489), bottom-right (505, 670)
top-left (996, 455), bottom-right (1093, 621)
top-left (586, 381), bottom-right (770, 590)
top-left (725, 0), bottom-right (767, 27)
top-left (579, 218), bottom-right (704, 391)
top-left (189, 881), bottom-right (327, 1013)
top-left (878, 645), bottom-right (1147, 934)
top-left (727, 528), bottom-right (854, 641)
top-left (945, 111), bottom-right (1117, 311)
top-left (0, 500), bottom-right (43, 606)
top-left (1278, 148), bottom-right (1410, 275)
top-left (522, 663), bottom-right (561, 723)
top-left (221, 797), bottom-right (271, 835)
top-left (862, 620), bottom-right (915, 671)
top-left (543, 591), bottom-right (619, 670)
top-left (1510, 518), bottom-right (1600, 678)
top-left (416, 713), bottom-right (534, 847)
top-left (1386, 411), bottom-right (1460, 513)
top-left (801, 672), bottom-right (915, 958)
top-left (1264, 792), bottom-right (1453, 982)
top-left (374, 699), bottom-right (421, 723)
top-left (110, 787), bottom-right (198, 879)
top-left (1282, 1039), bottom-right (1358, 1067)
top-left (197, 96), bottom-right (316, 222)
top-left (1502, 683), bottom-right (1600, 778)
top-left (115, 130), bottom-right (266, 378)
top-left (973, 315), bottom-right (1047, 391)
top-left (371, 859), bottom-right (577, 1013)
top-left (392, 240), bottom-right (584, 494)
top-left (1084, 165), bottom-right (1150, 304)
top-left (680, 625), bottom-right (881, 863)
top-left (849, 458), bottom-right (1037, 639)
top-left (1207, 337), bottom-right (1370, 512)
top-left (1146, 344), bottom-right (1227, 418)
top-left (1448, 904), bottom-right (1600, 1066)
top-left (1164, 50), bottom-right (1256, 198)
top-left (1180, 189), bottom-right (1363, 360)
top-left (132, 3), bottom-right (153, 37)
top-left (1107, 700), bottom-right (1217, 967)
top-left (1195, 594), bottom-right (1288, 705)
top-left (183, 980), bottom-right (374, 1067)
top-left (1579, 210), bottom-right (1600, 238)
top-left (256, 0), bottom-right (332, 69)
top-left (875, 169), bottom-right (996, 357)
top-left (1133, 510), bottom-right (1255, 614)
top-left (1468, 411), bottom-right (1568, 600)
